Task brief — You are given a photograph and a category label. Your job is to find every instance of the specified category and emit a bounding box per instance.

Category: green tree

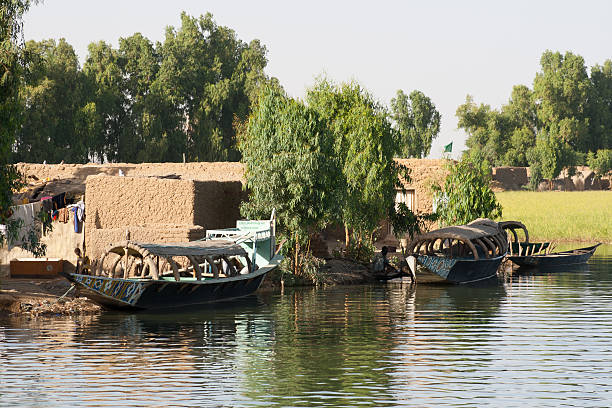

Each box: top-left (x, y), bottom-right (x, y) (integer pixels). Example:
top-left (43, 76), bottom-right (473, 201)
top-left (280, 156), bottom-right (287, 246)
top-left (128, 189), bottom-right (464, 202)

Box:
top-left (457, 96), bottom-right (515, 166)
top-left (1, 0), bottom-right (33, 243)
top-left (587, 60), bottom-right (612, 151)
top-left (458, 50), bottom-right (612, 167)
top-left (240, 86), bottom-right (340, 274)
top-left (587, 149), bottom-right (612, 178)
top-left (307, 78), bottom-right (400, 248)
top-left (14, 38), bottom-right (91, 163)
top-left (533, 50), bottom-right (591, 152)
top-left (432, 158), bottom-right (502, 226)
top-left (390, 89), bottom-right (441, 158)
top-left (527, 128), bottom-right (575, 190)
top-left (83, 40), bottom-right (126, 162)
top-left (154, 12), bottom-right (270, 162)
top-left (500, 85), bottom-right (537, 166)
top-left (503, 85), bottom-right (537, 131)
top-left (0, 0), bottom-right (49, 255)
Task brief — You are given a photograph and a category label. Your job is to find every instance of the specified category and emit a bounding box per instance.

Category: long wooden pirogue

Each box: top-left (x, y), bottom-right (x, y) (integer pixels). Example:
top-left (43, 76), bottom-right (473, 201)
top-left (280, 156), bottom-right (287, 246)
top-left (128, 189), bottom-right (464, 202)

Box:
top-left (61, 216), bottom-right (282, 310)
top-left (500, 220), bottom-right (600, 269)
top-left (406, 219), bottom-right (508, 284)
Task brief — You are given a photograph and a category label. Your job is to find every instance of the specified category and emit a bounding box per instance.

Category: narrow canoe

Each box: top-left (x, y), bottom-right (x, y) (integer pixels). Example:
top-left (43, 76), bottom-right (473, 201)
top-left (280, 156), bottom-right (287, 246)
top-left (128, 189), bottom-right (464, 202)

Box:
top-left (507, 244), bottom-right (601, 269)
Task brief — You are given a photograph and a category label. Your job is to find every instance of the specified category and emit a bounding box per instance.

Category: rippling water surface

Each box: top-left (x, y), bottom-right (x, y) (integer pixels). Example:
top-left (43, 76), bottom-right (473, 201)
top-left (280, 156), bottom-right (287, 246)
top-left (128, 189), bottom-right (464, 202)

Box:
top-left (1, 246), bottom-right (612, 407)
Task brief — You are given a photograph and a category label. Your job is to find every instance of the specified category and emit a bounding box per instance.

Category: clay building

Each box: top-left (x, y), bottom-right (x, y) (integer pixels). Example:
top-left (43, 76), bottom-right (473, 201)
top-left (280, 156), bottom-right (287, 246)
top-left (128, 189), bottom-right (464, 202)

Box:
top-left (85, 175), bottom-right (244, 259)
top-left (374, 159), bottom-right (448, 249)
top-left (1, 162), bottom-right (245, 277)
top-left (394, 158), bottom-right (449, 214)
top-left (1, 160), bottom-right (449, 275)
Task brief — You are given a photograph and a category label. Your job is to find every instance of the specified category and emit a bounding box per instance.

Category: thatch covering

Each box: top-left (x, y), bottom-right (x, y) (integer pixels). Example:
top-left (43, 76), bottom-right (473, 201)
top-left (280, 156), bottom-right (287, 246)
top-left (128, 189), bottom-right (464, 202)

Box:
top-left (106, 240), bottom-right (247, 258)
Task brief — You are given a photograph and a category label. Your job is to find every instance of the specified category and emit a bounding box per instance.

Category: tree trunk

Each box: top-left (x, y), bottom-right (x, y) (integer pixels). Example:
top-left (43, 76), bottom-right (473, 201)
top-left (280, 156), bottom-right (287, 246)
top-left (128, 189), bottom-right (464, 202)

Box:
top-left (294, 232), bottom-right (299, 275)
top-left (345, 224), bottom-right (350, 248)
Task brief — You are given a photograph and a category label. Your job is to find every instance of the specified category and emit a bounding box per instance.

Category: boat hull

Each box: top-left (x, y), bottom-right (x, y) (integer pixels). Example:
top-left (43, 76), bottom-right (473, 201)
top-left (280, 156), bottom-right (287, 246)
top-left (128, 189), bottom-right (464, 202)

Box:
top-left (508, 244), bottom-right (600, 269)
top-left (417, 254), bottom-right (504, 284)
top-left (61, 261), bottom-right (278, 311)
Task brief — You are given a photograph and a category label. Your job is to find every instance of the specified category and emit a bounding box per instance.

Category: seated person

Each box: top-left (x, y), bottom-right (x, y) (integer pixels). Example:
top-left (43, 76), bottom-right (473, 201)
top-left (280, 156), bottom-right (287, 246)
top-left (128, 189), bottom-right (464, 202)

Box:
top-left (74, 247), bottom-right (91, 275)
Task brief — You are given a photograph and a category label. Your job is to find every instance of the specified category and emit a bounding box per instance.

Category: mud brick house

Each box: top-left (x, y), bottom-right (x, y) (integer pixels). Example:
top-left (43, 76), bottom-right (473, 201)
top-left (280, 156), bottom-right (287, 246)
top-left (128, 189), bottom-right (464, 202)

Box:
top-left (1, 160), bottom-right (450, 274)
top-left (373, 159), bottom-right (448, 250)
top-left (1, 163), bottom-right (245, 277)
top-left (84, 175), bottom-right (244, 259)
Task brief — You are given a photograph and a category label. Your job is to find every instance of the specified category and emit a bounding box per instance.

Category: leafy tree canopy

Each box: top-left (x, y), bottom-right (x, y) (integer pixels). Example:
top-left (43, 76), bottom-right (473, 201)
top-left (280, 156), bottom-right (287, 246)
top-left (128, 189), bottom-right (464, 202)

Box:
top-left (458, 50), bottom-right (612, 171)
top-left (307, 78), bottom-right (401, 242)
top-left (239, 86), bottom-right (340, 273)
top-left (587, 149), bottom-right (612, 177)
top-left (432, 158), bottom-right (502, 226)
top-left (14, 38), bottom-right (90, 163)
top-left (391, 89), bottom-right (441, 158)
top-left (13, 11), bottom-right (273, 164)
top-left (1, 0), bottom-right (38, 247)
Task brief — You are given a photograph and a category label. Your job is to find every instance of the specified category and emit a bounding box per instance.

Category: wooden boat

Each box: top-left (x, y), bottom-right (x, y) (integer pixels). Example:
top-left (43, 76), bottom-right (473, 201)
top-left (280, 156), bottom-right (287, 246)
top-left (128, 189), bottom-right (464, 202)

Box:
top-left (61, 216), bottom-right (282, 310)
top-left (499, 221), bottom-right (549, 255)
top-left (405, 219), bottom-right (508, 284)
top-left (500, 220), bottom-right (600, 269)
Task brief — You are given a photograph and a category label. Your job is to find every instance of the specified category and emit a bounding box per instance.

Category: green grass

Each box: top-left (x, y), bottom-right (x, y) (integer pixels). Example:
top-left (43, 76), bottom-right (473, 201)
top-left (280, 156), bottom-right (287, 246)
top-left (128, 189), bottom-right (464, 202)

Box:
top-left (496, 191), bottom-right (612, 243)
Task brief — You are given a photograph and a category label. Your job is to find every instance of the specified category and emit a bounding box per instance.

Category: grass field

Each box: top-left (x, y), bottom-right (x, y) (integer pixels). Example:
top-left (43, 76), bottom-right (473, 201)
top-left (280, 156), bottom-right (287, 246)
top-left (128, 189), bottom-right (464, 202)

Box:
top-left (496, 191), bottom-right (612, 243)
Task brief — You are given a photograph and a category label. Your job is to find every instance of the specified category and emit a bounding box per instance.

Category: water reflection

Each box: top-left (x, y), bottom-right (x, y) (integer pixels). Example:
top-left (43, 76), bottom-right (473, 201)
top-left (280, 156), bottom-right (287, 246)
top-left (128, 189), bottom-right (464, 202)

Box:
top-left (1, 250), bottom-right (611, 407)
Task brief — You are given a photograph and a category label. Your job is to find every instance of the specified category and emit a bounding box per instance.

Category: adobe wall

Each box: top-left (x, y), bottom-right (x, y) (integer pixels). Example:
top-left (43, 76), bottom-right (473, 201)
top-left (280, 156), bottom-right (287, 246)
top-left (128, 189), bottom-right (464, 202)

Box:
top-left (193, 180), bottom-right (245, 230)
top-left (14, 162), bottom-right (246, 202)
top-left (5, 163), bottom-right (247, 267)
top-left (15, 162), bottom-right (245, 184)
top-left (85, 176), bottom-right (202, 229)
top-left (492, 167), bottom-right (528, 190)
top-left (84, 175), bottom-right (245, 259)
top-left (395, 158), bottom-right (449, 214)
top-left (0, 221), bottom-right (83, 278)
top-left (491, 165), bottom-right (611, 191)
top-left (86, 225), bottom-right (206, 259)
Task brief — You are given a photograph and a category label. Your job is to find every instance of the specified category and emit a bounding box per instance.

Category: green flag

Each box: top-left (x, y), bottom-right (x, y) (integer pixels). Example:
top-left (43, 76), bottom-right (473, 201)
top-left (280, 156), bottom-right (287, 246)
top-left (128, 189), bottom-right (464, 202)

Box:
top-left (443, 142), bottom-right (453, 153)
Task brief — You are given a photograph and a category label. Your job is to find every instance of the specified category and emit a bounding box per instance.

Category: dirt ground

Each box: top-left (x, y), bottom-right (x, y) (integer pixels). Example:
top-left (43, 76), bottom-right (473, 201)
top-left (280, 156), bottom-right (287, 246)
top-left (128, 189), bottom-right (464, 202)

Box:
top-left (0, 277), bottom-right (101, 317)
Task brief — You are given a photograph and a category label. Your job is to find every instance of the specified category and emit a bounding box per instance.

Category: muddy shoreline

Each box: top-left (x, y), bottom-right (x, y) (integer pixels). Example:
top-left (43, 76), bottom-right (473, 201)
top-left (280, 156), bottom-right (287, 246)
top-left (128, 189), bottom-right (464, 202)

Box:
top-left (0, 258), bottom-right (384, 317)
top-left (0, 278), bottom-right (101, 317)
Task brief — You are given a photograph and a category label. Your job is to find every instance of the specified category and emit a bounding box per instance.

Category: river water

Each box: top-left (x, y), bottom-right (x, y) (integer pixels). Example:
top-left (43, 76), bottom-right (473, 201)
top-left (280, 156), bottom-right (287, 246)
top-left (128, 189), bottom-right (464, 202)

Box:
top-left (1, 245), bottom-right (611, 407)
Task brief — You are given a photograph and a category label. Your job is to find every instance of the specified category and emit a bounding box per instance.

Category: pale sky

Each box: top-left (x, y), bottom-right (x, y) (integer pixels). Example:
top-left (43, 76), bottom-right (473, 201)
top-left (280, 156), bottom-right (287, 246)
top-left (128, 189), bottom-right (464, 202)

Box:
top-left (23, 0), bottom-right (612, 159)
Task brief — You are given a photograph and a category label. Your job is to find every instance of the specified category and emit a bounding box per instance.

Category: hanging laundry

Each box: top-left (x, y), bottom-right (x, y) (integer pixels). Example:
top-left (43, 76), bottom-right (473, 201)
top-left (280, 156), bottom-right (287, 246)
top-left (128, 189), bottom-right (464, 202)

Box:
top-left (67, 201), bottom-right (85, 233)
top-left (7, 201), bottom-right (43, 246)
top-left (41, 196), bottom-right (53, 213)
top-left (52, 192), bottom-right (66, 210)
top-left (74, 200), bottom-right (85, 222)
top-left (71, 207), bottom-right (81, 233)
top-left (57, 207), bottom-right (70, 223)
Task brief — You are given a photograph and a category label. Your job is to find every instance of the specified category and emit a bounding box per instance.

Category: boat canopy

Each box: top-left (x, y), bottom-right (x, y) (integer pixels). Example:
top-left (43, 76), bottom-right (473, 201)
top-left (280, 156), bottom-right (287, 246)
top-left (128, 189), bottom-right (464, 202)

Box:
top-left (499, 220), bottom-right (530, 243)
top-left (106, 240), bottom-right (248, 258)
top-left (407, 218), bottom-right (508, 260)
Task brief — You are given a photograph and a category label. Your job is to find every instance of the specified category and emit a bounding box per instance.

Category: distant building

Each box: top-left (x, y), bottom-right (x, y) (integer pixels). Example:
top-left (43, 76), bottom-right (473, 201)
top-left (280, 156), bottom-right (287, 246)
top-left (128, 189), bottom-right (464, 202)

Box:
top-left (374, 159), bottom-right (448, 250)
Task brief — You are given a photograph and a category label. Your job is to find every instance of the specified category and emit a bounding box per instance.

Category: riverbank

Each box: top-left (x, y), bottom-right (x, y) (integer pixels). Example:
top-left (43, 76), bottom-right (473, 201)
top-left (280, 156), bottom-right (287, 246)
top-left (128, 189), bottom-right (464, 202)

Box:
top-left (497, 191), bottom-right (612, 243)
top-left (0, 258), bottom-right (380, 316)
top-left (263, 258), bottom-right (377, 288)
top-left (0, 278), bottom-right (101, 317)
